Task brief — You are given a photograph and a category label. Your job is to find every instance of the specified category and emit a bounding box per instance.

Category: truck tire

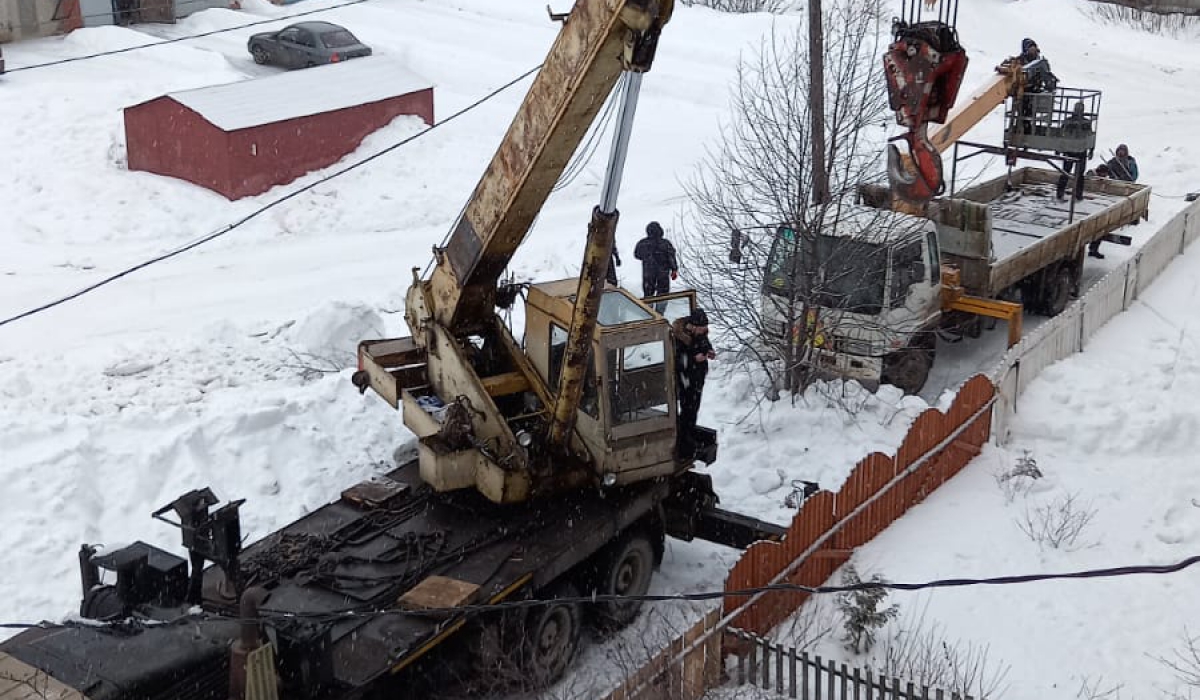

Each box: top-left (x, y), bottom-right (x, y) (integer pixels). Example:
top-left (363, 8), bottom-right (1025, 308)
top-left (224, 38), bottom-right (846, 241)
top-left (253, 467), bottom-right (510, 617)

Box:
top-left (589, 531), bottom-right (657, 634)
top-left (521, 582), bottom-right (583, 688)
top-left (882, 346), bottom-right (934, 395)
top-left (1040, 266), bottom-right (1073, 317)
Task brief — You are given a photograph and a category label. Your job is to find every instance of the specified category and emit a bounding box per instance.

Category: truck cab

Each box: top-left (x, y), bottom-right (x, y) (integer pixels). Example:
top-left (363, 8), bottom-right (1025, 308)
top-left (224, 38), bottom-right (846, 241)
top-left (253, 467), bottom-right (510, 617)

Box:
top-left (760, 205), bottom-right (942, 393)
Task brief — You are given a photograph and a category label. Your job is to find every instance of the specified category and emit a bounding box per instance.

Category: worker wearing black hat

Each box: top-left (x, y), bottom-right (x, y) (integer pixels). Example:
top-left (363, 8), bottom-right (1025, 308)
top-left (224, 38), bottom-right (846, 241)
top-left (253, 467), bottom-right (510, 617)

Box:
top-left (672, 307), bottom-right (716, 459)
top-left (1016, 37), bottom-right (1058, 136)
top-left (634, 221), bottom-right (679, 299)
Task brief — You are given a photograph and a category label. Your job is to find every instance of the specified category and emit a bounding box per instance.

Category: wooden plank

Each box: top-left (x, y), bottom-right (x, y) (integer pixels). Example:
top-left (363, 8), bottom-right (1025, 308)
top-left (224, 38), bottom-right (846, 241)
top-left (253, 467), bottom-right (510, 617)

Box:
top-left (762, 639), bottom-right (770, 689)
top-left (481, 371), bottom-right (532, 397)
top-left (788, 647), bottom-right (797, 699)
top-left (0, 653), bottom-right (87, 700)
top-left (397, 575), bottom-right (480, 610)
top-left (812, 549), bottom-right (854, 562)
top-left (362, 337), bottom-right (421, 367)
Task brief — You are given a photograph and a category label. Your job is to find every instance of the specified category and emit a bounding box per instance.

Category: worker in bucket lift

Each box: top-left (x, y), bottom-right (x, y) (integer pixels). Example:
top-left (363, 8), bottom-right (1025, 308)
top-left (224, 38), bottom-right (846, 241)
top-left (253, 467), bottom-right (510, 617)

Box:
top-left (672, 307), bottom-right (715, 459)
top-left (1017, 38), bottom-right (1058, 135)
top-left (1056, 102), bottom-right (1093, 202)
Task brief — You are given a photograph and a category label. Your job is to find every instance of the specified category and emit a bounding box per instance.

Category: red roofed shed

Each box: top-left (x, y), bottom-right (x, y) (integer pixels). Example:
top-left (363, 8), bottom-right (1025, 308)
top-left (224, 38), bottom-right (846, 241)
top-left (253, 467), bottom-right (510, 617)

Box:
top-left (124, 58), bottom-right (434, 199)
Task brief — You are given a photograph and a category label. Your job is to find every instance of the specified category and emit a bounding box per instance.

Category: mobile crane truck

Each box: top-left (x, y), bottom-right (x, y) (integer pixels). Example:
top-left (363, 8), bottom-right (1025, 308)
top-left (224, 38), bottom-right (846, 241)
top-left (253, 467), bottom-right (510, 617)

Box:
top-left (760, 0), bottom-right (1149, 394)
top-left (0, 2), bottom-right (787, 698)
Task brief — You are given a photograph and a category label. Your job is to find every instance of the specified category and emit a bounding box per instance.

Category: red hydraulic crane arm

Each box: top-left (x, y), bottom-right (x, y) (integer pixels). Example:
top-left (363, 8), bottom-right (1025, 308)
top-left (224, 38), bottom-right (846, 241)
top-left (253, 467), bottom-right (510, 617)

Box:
top-left (882, 4), bottom-right (969, 209)
top-left (424, 0), bottom-right (673, 334)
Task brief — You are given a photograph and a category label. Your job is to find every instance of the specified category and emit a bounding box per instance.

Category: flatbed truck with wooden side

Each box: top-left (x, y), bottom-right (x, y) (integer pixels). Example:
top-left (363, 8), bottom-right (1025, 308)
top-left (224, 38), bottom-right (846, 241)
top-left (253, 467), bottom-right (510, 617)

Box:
top-left (768, 167), bottom-right (1150, 394)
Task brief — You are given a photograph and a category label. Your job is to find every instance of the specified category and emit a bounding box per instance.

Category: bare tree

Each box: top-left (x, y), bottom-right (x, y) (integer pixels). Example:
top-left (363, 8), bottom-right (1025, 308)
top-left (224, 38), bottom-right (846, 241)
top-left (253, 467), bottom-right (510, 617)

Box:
top-left (680, 0), bottom-right (928, 399)
top-left (877, 603), bottom-right (1012, 699)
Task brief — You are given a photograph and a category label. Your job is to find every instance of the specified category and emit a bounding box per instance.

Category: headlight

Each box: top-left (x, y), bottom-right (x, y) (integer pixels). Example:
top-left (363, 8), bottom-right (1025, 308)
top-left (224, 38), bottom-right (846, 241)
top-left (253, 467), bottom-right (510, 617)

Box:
top-left (516, 430), bottom-right (534, 448)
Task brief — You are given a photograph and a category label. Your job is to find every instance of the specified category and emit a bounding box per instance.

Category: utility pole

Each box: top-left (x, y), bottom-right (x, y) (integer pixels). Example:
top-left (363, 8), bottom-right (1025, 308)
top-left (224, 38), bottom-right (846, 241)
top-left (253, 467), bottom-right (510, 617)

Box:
top-left (808, 0), bottom-right (830, 205)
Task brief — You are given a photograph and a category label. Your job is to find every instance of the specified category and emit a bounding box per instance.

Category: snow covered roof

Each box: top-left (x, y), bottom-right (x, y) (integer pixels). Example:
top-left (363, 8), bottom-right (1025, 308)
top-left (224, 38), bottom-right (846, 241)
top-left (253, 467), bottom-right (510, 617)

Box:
top-left (165, 57), bottom-right (433, 131)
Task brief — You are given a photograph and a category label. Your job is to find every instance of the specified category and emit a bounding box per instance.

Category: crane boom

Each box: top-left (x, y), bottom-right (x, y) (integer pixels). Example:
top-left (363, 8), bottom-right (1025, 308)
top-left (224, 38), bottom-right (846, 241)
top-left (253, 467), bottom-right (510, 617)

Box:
top-left (423, 0), bottom-right (672, 334)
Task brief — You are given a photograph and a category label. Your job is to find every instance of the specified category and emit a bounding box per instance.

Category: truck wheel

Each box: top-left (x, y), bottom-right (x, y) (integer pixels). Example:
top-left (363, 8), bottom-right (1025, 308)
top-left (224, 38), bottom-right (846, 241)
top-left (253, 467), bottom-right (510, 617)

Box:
top-left (1040, 267), bottom-right (1073, 317)
top-left (521, 582), bottom-right (582, 688)
top-left (882, 347), bottom-right (934, 395)
top-left (590, 531), bottom-right (656, 634)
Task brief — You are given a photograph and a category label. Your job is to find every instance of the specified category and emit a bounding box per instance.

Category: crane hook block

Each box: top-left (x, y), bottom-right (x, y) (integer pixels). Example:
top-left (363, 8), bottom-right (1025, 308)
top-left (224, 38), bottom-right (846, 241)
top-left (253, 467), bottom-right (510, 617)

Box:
top-left (882, 17), bottom-right (968, 207)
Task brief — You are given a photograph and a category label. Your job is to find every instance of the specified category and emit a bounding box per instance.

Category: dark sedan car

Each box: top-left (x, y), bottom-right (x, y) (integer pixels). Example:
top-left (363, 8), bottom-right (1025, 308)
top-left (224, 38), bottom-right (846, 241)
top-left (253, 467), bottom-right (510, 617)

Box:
top-left (247, 21), bottom-right (372, 69)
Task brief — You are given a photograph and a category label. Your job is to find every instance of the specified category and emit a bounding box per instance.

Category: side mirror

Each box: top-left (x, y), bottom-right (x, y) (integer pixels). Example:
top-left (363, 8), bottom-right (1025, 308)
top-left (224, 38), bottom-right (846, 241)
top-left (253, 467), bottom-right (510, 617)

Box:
top-left (729, 230), bottom-right (743, 265)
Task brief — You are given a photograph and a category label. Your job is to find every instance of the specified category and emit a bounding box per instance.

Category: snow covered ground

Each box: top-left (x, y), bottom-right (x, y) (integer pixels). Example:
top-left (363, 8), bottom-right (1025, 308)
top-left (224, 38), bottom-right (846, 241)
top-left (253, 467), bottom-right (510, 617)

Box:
top-left (0, 0), bottom-right (1198, 697)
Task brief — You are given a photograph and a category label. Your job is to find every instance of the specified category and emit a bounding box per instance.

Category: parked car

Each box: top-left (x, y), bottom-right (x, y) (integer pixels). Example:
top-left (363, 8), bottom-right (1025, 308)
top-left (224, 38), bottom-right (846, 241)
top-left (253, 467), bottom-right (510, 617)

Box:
top-left (247, 21), bottom-right (371, 69)
top-left (1, 45), bottom-right (5, 75)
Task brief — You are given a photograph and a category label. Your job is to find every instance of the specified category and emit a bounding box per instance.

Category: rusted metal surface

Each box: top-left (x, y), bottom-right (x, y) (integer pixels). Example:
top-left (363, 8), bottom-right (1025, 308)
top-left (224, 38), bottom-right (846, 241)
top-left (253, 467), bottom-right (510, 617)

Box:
top-left (723, 374), bottom-right (994, 637)
top-left (548, 207), bottom-right (617, 447)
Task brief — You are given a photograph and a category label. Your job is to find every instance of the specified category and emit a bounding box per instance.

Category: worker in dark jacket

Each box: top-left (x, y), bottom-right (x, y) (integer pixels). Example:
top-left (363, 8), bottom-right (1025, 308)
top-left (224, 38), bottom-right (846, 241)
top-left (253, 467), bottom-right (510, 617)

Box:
top-left (1056, 102), bottom-right (1093, 202)
top-left (1088, 144), bottom-right (1139, 259)
top-left (672, 308), bottom-right (715, 458)
top-left (1106, 144), bottom-right (1139, 183)
top-left (1018, 38), bottom-right (1057, 92)
top-left (1017, 38), bottom-right (1057, 135)
top-left (633, 221), bottom-right (679, 299)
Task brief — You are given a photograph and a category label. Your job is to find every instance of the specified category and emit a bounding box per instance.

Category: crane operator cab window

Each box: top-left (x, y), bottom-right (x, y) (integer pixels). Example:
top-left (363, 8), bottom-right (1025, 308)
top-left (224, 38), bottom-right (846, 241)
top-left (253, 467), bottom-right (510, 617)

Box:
top-left (594, 291), bottom-right (674, 436)
top-left (608, 341), bottom-right (669, 425)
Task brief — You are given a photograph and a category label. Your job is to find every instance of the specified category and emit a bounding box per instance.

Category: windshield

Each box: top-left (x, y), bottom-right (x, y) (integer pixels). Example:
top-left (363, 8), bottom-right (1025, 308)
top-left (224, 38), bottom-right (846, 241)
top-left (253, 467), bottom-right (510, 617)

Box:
top-left (320, 30), bottom-right (359, 48)
top-left (597, 291), bottom-right (653, 326)
top-left (765, 227), bottom-right (886, 315)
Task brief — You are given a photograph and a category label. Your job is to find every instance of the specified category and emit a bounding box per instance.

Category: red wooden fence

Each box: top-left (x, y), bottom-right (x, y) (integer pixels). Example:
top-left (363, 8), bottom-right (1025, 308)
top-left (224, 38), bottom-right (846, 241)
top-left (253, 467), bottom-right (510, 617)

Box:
top-left (723, 373), bottom-right (995, 636)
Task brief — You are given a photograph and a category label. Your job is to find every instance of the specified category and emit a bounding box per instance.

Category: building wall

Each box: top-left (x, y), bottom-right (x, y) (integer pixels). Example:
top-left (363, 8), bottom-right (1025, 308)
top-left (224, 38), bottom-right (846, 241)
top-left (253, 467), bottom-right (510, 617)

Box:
top-left (125, 97), bottom-right (233, 197)
top-left (0, 0), bottom-right (71, 41)
top-left (224, 88), bottom-right (435, 199)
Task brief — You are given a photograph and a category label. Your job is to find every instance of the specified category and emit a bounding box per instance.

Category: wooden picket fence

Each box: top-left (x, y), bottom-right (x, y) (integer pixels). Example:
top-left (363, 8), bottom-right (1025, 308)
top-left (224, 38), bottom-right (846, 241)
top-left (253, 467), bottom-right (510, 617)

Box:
top-left (602, 608), bottom-right (723, 700)
top-left (726, 627), bottom-right (972, 700)
top-left (723, 374), bottom-right (996, 637)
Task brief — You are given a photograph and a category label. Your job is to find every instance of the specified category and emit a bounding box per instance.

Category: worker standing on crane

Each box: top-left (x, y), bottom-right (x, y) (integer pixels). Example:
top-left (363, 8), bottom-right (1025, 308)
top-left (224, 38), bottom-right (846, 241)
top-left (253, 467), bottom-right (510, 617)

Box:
top-left (634, 221), bottom-right (679, 299)
top-left (673, 308), bottom-right (715, 458)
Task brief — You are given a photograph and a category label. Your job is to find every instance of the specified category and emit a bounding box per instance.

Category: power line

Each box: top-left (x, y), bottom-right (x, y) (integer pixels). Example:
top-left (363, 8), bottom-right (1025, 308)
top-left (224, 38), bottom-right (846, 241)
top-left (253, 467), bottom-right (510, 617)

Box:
top-left (5, 0), bottom-right (371, 73)
top-left (0, 63), bottom-right (542, 330)
top-left (4, 553), bottom-right (1198, 631)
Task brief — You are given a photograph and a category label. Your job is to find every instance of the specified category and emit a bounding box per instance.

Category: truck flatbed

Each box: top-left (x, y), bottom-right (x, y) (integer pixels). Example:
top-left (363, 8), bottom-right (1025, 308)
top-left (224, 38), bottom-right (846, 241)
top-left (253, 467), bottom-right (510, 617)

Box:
top-left (987, 183), bottom-right (1132, 261)
top-left (937, 167), bottom-right (1150, 296)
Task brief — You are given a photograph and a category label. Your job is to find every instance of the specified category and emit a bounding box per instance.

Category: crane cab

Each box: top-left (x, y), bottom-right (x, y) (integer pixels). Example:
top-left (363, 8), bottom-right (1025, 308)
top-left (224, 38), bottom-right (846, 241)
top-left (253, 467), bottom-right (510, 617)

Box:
top-left (524, 280), bottom-right (700, 486)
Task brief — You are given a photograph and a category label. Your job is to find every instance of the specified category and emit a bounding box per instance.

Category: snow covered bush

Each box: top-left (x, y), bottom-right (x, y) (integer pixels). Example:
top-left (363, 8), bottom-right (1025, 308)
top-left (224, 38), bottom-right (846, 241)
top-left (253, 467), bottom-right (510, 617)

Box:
top-left (994, 450), bottom-right (1043, 503)
top-left (835, 564), bottom-right (898, 654)
top-left (1016, 492), bottom-right (1098, 550)
top-left (878, 606), bottom-right (1011, 699)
